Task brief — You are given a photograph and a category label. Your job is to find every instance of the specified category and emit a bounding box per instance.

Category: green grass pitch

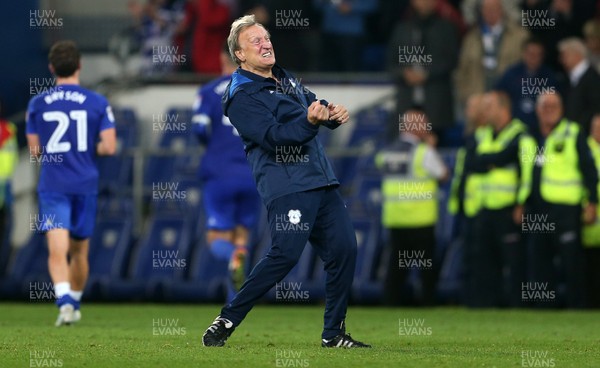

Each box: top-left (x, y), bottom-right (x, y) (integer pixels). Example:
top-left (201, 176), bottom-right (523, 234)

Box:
top-left (1, 303), bottom-right (599, 367)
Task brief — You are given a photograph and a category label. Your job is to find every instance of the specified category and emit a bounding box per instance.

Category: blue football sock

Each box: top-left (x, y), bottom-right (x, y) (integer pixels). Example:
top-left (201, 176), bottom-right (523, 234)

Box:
top-left (56, 294), bottom-right (78, 308)
top-left (210, 239), bottom-right (235, 261)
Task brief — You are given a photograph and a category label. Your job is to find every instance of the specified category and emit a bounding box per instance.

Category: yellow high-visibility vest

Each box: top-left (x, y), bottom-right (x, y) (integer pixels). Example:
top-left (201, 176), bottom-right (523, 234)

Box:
top-left (0, 120), bottom-right (18, 208)
top-left (583, 137), bottom-right (600, 247)
top-left (539, 119), bottom-right (583, 205)
top-left (448, 127), bottom-right (486, 218)
top-left (377, 143), bottom-right (438, 228)
top-left (477, 119), bottom-right (533, 209)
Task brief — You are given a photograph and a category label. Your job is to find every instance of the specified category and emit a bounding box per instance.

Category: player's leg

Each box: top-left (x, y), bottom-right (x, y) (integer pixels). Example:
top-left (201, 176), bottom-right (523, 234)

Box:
top-left (229, 184), bottom-right (261, 292)
top-left (202, 180), bottom-right (238, 301)
top-left (308, 188), bottom-right (369, 347)
top-left (203, 190), bottom-right (319, 347)
top-left (206, 230), bottom-right (235, 261)
top-left (68, 237), bottom-right (89, 322)
top-left (229, 226), bottom-right (249, 292)
top-left (67, 193), bottom-right (98, 322)
top-left (47, 229), bottom-right (70, 292)
top-left (39, 192), bottom-right (75, 326)
top-left (207, 228), bottom-right (236, 302)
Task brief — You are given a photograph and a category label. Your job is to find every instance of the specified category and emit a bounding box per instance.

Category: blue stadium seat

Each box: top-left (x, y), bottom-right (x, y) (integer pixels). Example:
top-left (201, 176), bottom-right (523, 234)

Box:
top-left (97, 122), bottom-right (135, 194)
top-left (351, 219), bottom-right (384, 303)
top-left (347, 107), bottom-right (390, 146)
top-left (149, 178), bottom-right (202, 227)
top-left (125, 215), bottom-right (193, 300)
top-left (0, 233), bottom-right (50, 299)
top-left (164, 243), bottom-right (228, 302)
top-left (352, 175), bottom-right (381, 206)
top-left (88, 217), bottom-right (135, 300)
top-left (144, 108), bottom-right (196, 195)
top-left (112, 107), bottom-right (138, 128)
top-left (103, 214), bottom-right (191, 300)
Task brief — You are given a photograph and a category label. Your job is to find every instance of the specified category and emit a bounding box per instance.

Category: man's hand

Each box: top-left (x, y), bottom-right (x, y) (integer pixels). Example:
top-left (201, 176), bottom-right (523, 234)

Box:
top-left (327, 103), bottom-right (350, 124)
top-left (402, 68), bottom-right (427, 86)
top-left (307, 101), bottom-right (329, 125)
top-left (513, 205), bottom-right (524, 225)
top-left (583, 203), bottom-right (597, 225)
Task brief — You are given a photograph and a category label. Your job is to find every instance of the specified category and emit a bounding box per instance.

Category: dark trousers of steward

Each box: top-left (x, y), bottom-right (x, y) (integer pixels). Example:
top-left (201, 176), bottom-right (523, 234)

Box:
top-left (471, 207), bottom-right (525, 307)
top-left (528, 202), bottom-right (585, 308)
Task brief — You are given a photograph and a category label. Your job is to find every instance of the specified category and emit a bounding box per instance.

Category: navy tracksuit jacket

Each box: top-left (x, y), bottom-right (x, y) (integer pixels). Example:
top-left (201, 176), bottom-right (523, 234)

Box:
top-left (220, 65), bottom-right (357, 339)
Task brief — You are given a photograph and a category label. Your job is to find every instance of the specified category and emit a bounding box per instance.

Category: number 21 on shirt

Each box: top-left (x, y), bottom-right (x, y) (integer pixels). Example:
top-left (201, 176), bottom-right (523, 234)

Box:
top-left (43, 110), bottom-right (88, 153)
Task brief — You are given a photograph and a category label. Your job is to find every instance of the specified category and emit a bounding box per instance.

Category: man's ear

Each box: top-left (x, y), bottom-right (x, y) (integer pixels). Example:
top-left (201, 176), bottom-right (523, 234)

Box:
top-left (235, 49), bottom-right (245, 63)
top-left (48, 64), bottom-right (55, 75)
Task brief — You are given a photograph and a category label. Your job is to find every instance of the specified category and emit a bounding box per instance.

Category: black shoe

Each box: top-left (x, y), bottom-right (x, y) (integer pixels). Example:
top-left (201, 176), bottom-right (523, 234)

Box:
top-left (202, 315), bottom-right (236, 347)
top-left (322, 333), bottom-right (371, 348)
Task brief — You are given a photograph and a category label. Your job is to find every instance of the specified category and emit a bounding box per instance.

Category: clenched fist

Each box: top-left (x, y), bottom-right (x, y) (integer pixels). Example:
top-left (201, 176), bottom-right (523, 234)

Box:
top-left (307, 101), bottom-right (329, 125)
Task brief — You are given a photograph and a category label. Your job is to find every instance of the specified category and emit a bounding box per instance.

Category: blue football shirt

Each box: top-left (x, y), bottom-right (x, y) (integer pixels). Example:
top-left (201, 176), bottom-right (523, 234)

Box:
top-left (26, 84), bottom-right (115, 194)
top-left (192, 75), bottom-right (254, 183)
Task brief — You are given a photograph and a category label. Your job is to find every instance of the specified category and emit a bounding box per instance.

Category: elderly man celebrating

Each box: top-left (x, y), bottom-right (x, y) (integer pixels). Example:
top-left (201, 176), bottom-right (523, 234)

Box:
top-left (202, 15), bottom-right (370, 348)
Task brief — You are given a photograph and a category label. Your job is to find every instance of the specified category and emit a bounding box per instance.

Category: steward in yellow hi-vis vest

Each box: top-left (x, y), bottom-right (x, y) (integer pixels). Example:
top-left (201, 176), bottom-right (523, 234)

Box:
top-left (375, 109), bottom-right (448, 306)
top-left (526, 93), bottom-right (598, 309)
top-left (582, 116), bottom-right (600, 308)
top-left (447, 127), bottom-right (486, 219)
top-left (446, 93), bottom-right (488, 307)
top-left (583, 135), bottom-right (600, 247)
top-left (0, 118), bottom-right (18, 210)
top-left (465, 92), bottom-right (534, 308)
top-left (0, 116), bottom-right (18, 266)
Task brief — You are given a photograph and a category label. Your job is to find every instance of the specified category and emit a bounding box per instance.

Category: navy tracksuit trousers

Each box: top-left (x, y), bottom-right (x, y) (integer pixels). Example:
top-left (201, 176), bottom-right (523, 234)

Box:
top-left (220, 186), bottom-right (357, 339)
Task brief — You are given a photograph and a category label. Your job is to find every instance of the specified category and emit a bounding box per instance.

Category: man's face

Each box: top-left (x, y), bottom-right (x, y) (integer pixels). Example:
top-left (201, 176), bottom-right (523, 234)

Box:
top-left (483, 93), bottom-right (500, 126)
top-left (466, 95), bottom-right (485, 126)
top-left (591, 117), bottom-right (600, 143)
top-left (481, 0), bottom-right (503, 26)
top-left (523, 43), bottom-right (544, 71)
top-left (559, 49), bottom-right (582, 72)
top-left (536, 95), bottom-right (563, 134)
top-left (411, 0), bottom-right (436, 17)
top-left (236, 25), bottom-right (275, 72)
top-left (402, 111), bottom-right (428, 138)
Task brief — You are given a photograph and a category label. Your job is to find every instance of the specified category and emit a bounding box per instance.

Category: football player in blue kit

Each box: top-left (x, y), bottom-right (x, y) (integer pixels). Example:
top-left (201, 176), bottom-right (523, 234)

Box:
top-left (192, 44), bottom-right (261, 302)
top-left (26, 41), bottom-right (117, 326)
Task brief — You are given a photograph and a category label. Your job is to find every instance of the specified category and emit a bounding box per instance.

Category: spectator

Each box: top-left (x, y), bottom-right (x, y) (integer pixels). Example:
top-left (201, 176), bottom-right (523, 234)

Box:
top-left (583, 19), bottom-right (600, 71)
top-left (526, 92), bottom-right (597, 308)
top-left (374, 0), bottom-right (410, 47)
top-left (522, 0), bottom-right (595, 72)
top-left (179, 0), bottom-right (233, 74)
top-left (435, 0), bottom-right (468, 38)
top-left (387, 0), bottom-right (459, 134)
top-left (559, 37), bottom-right (600, 134)
top-left (583, 114), bottom-right (600, 308)
top-left (456, 0), bottom-right (529, 105)
top-left (461, 0), bottom-right (521, 27)
top-left (376, 109), bottom-right (448, 306)
top-left (129, 0), bottom-right (185, 75)
top-left (495, 37), bottom-right (560, 138)
top-left (313, 0), bottom-right (376, 71)
top-left (239, 0), bottom-right (318, 72)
